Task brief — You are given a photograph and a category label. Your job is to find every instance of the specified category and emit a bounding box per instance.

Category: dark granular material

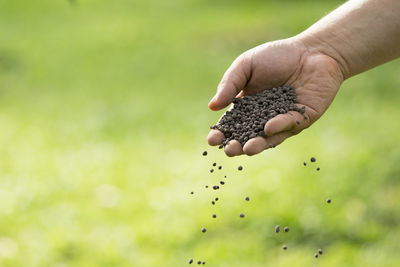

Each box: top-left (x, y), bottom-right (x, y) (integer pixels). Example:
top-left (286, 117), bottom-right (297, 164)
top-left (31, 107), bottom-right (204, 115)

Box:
top-left (210, 86), bottom-right (305, 146)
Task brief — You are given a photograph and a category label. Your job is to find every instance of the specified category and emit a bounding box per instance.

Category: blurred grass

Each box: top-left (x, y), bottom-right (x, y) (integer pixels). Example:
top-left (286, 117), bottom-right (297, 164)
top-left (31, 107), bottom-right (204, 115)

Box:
top-left (0, 0), bottom-right (400, 266)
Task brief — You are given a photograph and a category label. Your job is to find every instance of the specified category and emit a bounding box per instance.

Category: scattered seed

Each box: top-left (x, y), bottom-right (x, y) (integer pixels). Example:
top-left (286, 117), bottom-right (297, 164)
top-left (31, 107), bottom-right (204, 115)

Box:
top-left (205, 185), bottom-right (208, 188)
top-left (284, 226), bottom-right (290, 232)
top-left (201, 228), bottom-right (206, 233)
top-left (316, 167), bottom-right (320, 171)
top-left (190, 192), bottom-right (194, 195)
top-left (239, 213), bottom-right (245, 218)
top-left (282, 245), bottom-right (287, 250)
top-left (218, 166), bottom-right (222, 170)
top-left (202, 262), bottom-right (205, 265)
top-left (189, 259), bottom-right (193, 264)
top-left (197, 260), bottom-right (201, 265)
top-left (220, 181), bottom-right (225, 185)
top-left (245, 196), bottom-right (250, 201)
top-left (275, 225), bottom-right (280, 233)
top-left (318, 249), bottom-right (323, 255)
top-left (211, 201), bottom-right (215, 205)
top-left (310, 157), bottom-right (316, 162)
top-left (314, 253), bottom-right (318, 258)
top-left (212, 214), bottom-right (216, 218)
top-left (212, 162), bottom-right (216, 167)
top-left (215, 197), bottom-right (219, 201)
top-left (202, 151), bottom-right (207, 156)
top-left (224, 175), bottom-right (227, 178)
top-left (213, 185), bottom-right (219, 190)
top-left (238, 166), bottom-right (243, 171)
top-left (327, 199), bottom-right (331, 204)
top-left (303, 162), bottom-right (307, 166)
top-left (218, 144), bottom-right (223, 149)
top-left (210, 169), bottom-right (214, 173)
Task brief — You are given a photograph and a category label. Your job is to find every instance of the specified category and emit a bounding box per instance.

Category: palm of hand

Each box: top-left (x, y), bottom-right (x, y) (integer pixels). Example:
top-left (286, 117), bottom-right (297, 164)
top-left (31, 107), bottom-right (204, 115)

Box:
top-left (208, 39), bottom-right (344, 156)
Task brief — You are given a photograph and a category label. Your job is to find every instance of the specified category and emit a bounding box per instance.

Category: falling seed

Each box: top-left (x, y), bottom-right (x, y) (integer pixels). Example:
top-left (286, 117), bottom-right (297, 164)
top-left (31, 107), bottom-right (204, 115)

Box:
top-left (310, 157), bottom-right (316, 162)
top-left (211, 201), bottom-right (215, 205)
top-left (202, 262), bottom-right (205, 265)
top-left (275, 225), bottom-right (280, 233)
top-left (213, 185), bottom-right (219, 190)
top-left (316, 167), bottom-right (320, 171)
top-left (314, 253), bottom-right (318, 258)
top-left (197, 260), bottom-right (201, 264)
top-left (190, 192), bottom-right (194, 195)
top-left (303, 162), bottom-right (307, 166)
top-left (215, 197), bottom-right (219, 201)
top-left (245, 196), bottom-right (250, 201)
top-left (238, 166), bottom-right (243, 171)
top-left (189, 258), bottom-right (193, 264)
top-left (210, 169), bottom-right (214, 173)
top-left (220, 181), bottom-right (225, 185)
top-left (282, 245), bottom-right (287, 250)
top-left (318, 249), bottom-right (323, 255)
top-left (224, 175), bottom-right (227, 178)
top-left (201, 228), bottom-right (206, 233)
top-left (212, 162), bottom-right (216, 167)
top-left (205, 185), bottom-right (208, 188)
top-left (284, 226), bottom-right (290, 232)
top-left (327, 199), bottom-right (331, 204)
top-left (202, 151), bottom-right (207, 156)
top-left (212, 214), bottom-right (216, 218)
top-left (218, 166), bottom-right (222, 170)
top-left (239, 213), bottom-right (245, 218)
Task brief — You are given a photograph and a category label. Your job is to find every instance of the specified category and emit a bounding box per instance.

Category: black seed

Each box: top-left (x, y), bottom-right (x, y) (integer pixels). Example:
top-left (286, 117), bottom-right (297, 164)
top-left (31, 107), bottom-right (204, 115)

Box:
top-left (316, 167), bottom-right (320, 171)
top-left (314, 253), bottom-right (318, 258)
top-left (218, 166), bottom-right (222, 170)
top-left (327, 199), bottom-right (331, 204)
top-left (245, 196), bottom-right (250, 201)
top-left (215, 197), bottom-right (219, 201)
top-left (197, 260), bottom-right (201, 264)
top-left (189, 259), bottom-right (193, 264)
top-left (201, 228), bottom-right (206, 233)
top-left (239, 213), bottom-right (245, 218)
top-left (212, 214), bottom-right (216, 218)
top-left (284, 226), bottom-right (290, 232)
top-left (310, 157), bottom-right (316, 162)
top-left (275, 225), bottom-right (280, 233)
top-left (202, 151), bottom-right (207, 156)
top-left (282, 245), bottom-right (287, 250)
top-left (268, 144), bottom-right (275, 148)
top-left (296, 120), bottom-right (300, 125)
top-left (211, 201), bottom-right (215, 205)
top-left (212, 162), bottom-right (216, 167)
top-left (205, 185), bottom-right (208, 188)
top-left (210, 169), bottom-right (214, 173)
top-left (213, 185), bottom-right (219, 190)
top-left (318, 249), bottom-right (323, 255)
top-left (190, 192), bottom-right (194, 195)
top-left (220, 181), bottom-right (225, 185)
top-left (303, 162), bottom-right (307, 166)
top-left (238, 166), bottom-right (243, 171)
top-left (224, 176), bottom-right (227, 178)
top-left (202, 262), bottom-right (205, 265)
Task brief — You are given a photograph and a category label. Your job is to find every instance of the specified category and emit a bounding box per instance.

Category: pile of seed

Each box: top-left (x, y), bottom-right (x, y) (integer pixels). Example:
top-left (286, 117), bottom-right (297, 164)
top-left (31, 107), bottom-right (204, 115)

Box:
top-left (210, 86), bottom-right (305, 147)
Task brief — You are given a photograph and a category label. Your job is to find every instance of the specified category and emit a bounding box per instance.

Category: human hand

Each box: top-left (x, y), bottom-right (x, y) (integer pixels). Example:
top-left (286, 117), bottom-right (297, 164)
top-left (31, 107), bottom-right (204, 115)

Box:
top-left (207, 37), bottom-right (344, 156)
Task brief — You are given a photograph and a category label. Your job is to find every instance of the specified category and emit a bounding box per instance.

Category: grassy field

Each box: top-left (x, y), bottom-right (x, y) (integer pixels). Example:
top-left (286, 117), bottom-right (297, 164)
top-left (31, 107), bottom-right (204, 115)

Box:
top-left (1, 0), bottom-right (400, 266)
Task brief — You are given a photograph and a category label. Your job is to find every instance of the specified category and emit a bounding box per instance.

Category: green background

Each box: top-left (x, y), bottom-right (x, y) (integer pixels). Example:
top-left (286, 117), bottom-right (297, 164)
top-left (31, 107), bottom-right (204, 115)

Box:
top-left (1, 0), bottom-right (400, 266)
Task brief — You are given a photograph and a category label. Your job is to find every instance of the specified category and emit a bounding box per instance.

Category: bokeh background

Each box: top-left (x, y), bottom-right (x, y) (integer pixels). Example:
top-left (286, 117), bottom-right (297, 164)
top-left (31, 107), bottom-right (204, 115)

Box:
top-left (1, 0), bottom-right (400, 266)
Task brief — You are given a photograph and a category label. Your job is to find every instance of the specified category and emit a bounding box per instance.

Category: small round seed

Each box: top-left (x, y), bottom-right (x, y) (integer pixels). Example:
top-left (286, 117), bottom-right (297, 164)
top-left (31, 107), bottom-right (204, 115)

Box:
top-left (220, 181), bottom-right (225, 185)
top-left (327, 199), bottom-right (331, 204)
top-left (239, 213), bottom-right (245, 218)
top-left (197, 260), bottom-right (201, 264)
top-left (314, 253), bottom-right (319, 258)
top-left (303, 162), bottom-right (307, 166)
top-left (211, 201), bottom-right (215, 205)
top-left (282, 245), bottom-right (287, 250)
top-left (189, 259), bottom-right (193, 264)
top-left (190, 192), bottom-right (194, 195)
top-left (202, 151), bottom-right (207, 156)
top-left (212, 214), bottom-right (216, 218)
top-left (213, 185), bottom-right (219, 190)
top-left (201, 228), bottom-right (206, 233)
top-left (202, 262), bottom-right (205, 265)
top-left (212, 162), bottom-right (216, 167)
top-left (205, 185), bottom-right (208, 188)
top-left (218, 166), bottom-right (222, 170)
top-left (310, 157), bottom-right (316, 162)
top-left (316, 167), bottom-right (320, 171)
top-left (245, 196), bottom-right (250, 201)
top-left (210, 169), bottom-right (214, 173)
top-left (275, 225), bottom-right (280, 233)
top-left (238, 166), bottom-right (243, 171)
top-left (284, 226), bottom-right (290, 232)
top-left (318, 249), bottom-right (323, 255)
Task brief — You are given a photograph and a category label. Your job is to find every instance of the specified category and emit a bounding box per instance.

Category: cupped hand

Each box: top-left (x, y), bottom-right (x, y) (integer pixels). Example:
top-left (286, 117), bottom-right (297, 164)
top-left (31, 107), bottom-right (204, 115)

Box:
top-left (207, 37), bottom-right (344, 156)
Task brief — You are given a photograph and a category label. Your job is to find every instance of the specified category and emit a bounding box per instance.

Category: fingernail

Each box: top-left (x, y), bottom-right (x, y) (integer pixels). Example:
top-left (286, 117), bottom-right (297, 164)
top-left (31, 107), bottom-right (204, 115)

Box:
top-left (209, 95), bottom-right (216, 105)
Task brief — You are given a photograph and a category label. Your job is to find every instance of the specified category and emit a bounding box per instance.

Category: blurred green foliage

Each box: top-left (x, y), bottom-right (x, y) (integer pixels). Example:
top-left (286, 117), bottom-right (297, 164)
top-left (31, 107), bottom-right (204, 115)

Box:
top-left (0, 0), bottom-right (400, 266)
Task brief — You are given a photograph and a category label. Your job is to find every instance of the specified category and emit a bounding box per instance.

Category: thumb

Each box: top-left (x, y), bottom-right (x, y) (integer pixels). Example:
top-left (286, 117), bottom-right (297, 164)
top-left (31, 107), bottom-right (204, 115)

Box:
top-left (208, 52), bottom-right (252, 111)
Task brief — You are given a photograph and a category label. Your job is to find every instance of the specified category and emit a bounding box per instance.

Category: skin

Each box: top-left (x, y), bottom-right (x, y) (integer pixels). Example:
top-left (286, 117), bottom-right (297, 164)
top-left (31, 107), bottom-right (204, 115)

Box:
top-left (208, 0), bottom-right (400, 157)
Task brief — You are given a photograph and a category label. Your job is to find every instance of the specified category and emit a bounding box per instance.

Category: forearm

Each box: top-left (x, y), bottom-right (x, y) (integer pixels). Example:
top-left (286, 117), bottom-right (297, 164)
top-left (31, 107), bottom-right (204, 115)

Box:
top-left (297, 0), bottom-right (400, 80)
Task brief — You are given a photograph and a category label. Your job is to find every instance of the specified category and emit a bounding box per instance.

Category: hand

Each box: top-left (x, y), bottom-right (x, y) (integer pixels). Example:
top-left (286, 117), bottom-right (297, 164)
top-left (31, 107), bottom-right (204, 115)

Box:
top-left (207, 37), bottom-right (344, 157)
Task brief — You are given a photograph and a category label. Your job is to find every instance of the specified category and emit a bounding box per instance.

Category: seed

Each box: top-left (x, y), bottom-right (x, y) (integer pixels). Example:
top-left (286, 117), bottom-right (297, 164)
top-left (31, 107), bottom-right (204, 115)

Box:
top-left (211, 201), bottom-right (215, 205)
top-left (215, 197), bottom-right (219, 201)
top-left (201, 228), bottom-right (206, 233)
top-left (205, 185), bottom-right (208, 188)
top-left (190, 192), bottom-right (194, 195)
top-left (189, 259), bottom-right (193, 264)
top-left (284, 226), bottom-right (290, 232)
top-left (314, 253), bottom-right (318, 258)
top-left (245, 196), bottom-right (250, 201)
top-left (210, 169), bottom-right (214, 173)
top-left (327, 199), bottom-right (331, 204)
top-left (218, 144), bottom-right (223, 149)
top-left (310, 157), bottom-right (316, 162)
top-left (303, 162), bottom-right (307, 166)
top-left (316, 167), bottom-right (320, 171)
top-left (318, 249), bottom-right (323, 255)
top-left (212, 162), bottom-right (216, 167)
top-left (224, 175), bottom-right (227, 178)
top-left (197, 260), bottom-right (201, 264)
top-left (296, 120), bottom-right (300, 125)
top-left (239, 213), bottom-right (245, 218)
top-left (282, 245), bottom-right (287, 250)
top-left (202, 262), bottom-right (205, 265)
top-left (212, 214), bottom-right (216, 218)
top-left (213, 185), bottom-right (219, 190)
top-left (268, 144), bottom-right (275, 148)
top-left (220, 181), bottom-right (225, 185)
top-left (218, 166), bottom-right (222, 170)
top-left (238, 166), bottom-right (243, 171)
top-left (202, 151), bottom-right (207, 156)
top-left (275, 225), bottom-right (280, 233)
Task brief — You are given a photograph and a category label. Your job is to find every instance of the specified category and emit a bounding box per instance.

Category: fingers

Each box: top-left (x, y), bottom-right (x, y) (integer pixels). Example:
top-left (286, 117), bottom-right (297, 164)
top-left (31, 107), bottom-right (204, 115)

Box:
top-left (224, 140), bottom-right (243, 157)
top-left (208, 53), bottom-right (252, 111)
top-left (207, 130), bottom-right (224, 146)
top-left (264, 109), bottom-right (308, 137)
top-left (243, 132), bottom-right (293, 156)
